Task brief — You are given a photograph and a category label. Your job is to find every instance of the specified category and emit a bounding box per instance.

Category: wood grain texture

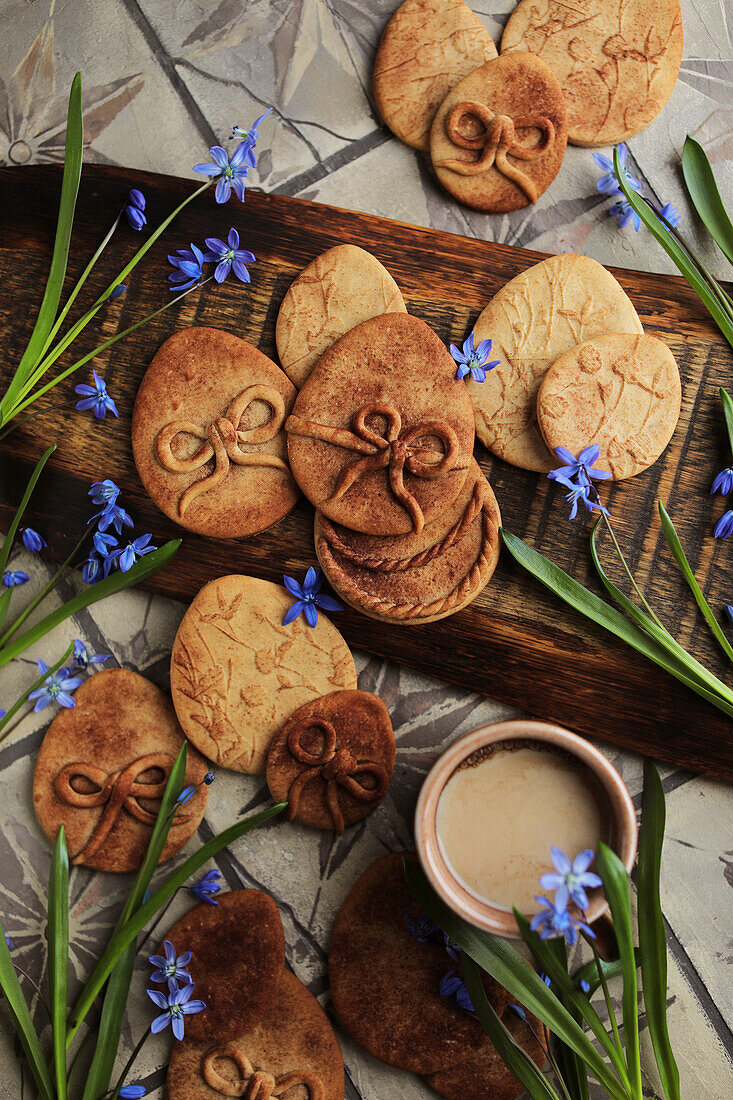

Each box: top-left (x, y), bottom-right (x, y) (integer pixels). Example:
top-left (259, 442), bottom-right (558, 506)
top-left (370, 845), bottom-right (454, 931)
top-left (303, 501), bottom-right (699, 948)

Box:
top-left (1, 164), bottom-right (732, 779)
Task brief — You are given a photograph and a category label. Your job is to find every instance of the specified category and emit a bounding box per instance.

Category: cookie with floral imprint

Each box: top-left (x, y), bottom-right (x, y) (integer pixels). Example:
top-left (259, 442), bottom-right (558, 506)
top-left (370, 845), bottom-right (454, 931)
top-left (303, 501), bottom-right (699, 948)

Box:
top-left (373, 0), bottom-right (498, 151)
top-left (430, 52), bottom-right (568, 213)
top-left (158, 889), bottom-right (285, 1043)
top-left (266, 690), bottom-right (395, 833)
top-left (275, 244), bottom-right (407, 387)
top-left (132, 327), bottom-right (299, 538)
top-left (467, 254), bottom-right (644, 472)
top-left (167, 970), bottom-right (344, 1100)
top-left (286, 314), bottom-right (475, 536)
top-left (315, 459), bottom-right (501, 624)
top-left (537, 333), bottom-right (681, 480)
top-left (32, 669), bottom-right (209, 872)
top-left (329, 852), bottom-right (510, 1074)
top-left (170, 573), bottom-right (356, 775)
top-left (500, 0), bottom-right (683, 146)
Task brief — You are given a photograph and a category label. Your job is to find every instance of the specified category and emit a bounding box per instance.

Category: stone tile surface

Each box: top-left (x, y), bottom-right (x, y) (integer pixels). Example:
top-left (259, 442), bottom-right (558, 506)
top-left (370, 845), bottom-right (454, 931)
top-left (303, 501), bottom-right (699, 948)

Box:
top-left (1, 0), bottom-right (731, 1098)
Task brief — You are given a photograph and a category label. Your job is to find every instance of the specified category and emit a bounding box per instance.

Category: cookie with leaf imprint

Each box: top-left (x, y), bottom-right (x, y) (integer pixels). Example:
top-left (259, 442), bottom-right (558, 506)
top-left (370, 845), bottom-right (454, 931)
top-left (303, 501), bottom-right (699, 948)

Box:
top-left (266, 689), bottom-right (395, 833)
top-left (315, 460), bottom-right (501, 624)
top-left (537, 332), bottom-right (681, 479)
top-left (276, 244), bottom-right (406, 387)
top-left (132, 327), bottom-right (299, 538)
top-left (170, 575), bottom-right (357, 775)
top-left (286, 313), bottom-right (475, 537)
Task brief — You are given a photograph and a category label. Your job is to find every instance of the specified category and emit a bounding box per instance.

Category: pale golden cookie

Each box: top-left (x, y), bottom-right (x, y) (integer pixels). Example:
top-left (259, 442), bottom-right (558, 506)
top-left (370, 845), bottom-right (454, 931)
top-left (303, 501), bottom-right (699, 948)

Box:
top-left (276, 245), bottom-right (406, 387)
top-left (430, 52), bottom-right (567, 213)
top-left (315, 461), bottom-right (501, 624)
top-left (286, 314), bottom-right (475, 537)
top-left (33, 670), bottom-right (208, 873)
top-left (170, 575), bottom-right (357, 775)
top-left (501, 0), bottom-right (683, 146)
top-left (167, 971), bottom-right (344, 1100)
top-left (468, 254), bottom-right (643, 471)
top-left (537, 333), bottom-right (681, 479)
top-left (373, 0), bottom-right (498, 151)
top-left (132, 327), bottom-right (299, 538)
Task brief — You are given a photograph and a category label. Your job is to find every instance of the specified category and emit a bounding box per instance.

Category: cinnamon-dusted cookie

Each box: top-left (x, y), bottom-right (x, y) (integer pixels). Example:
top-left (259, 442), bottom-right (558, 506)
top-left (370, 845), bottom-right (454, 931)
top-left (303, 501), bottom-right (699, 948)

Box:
top-left (329, 853), bottom-right (509, 1074)
top-left (468, 254), bottom-right (644, 471)
top-left (276, 245), bottom-right (406, 388)
top-left (167, 970), bottom-right (344, 1100)
top-left (132, 327), bottom-right (299, 538)
top-left (537, 333), bottom-right (681, 480)
top-left (430, 52), bottom-right (567, 213)
top-left (315, 461), bottom-right (501, 624)
top-left (266, 690), bottom-right (395, 833)
top-left (373, 0), bottom-right (497, 152)
top-left (170, 575), bottom-right (357, 775)
top-left (424, 1010), bottom-right (547, 1100)
top-left (32, 669), bottom-right (208, 873)
top-left (286, 314), bottom-right (474, 536)
top-left (501, 0), bottom-right (683, 146)
top-left (160, 890), bottom-right (285, 1043)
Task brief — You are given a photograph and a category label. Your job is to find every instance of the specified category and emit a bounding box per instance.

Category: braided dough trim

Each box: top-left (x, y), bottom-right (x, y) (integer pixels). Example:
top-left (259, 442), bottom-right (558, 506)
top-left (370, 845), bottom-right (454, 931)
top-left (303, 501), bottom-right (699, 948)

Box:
top-left (317, 488), bottom-right (501, 621)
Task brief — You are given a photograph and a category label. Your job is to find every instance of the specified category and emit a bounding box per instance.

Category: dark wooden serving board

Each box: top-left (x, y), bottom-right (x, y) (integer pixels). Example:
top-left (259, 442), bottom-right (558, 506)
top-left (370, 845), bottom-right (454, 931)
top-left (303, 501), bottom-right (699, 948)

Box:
top-left (2, 164), bottom-right (733, 779)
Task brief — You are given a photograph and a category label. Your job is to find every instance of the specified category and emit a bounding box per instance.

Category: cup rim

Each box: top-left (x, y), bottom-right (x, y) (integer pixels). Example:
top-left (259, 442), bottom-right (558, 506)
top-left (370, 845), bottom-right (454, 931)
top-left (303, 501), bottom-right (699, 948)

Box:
top-left (414, 719), bottom-right (638, 938)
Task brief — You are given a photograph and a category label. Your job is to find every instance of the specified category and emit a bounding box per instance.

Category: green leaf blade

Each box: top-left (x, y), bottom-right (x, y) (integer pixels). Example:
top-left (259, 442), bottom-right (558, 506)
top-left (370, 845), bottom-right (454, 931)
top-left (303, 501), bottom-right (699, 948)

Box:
top-left (538, 938), bottom-right (589, 1100)
top-left (638, 762), bottom-right (680, 1100)
top-left (48, 827), bottom-right (70, 1099)
top-left (0, 445), bottom-right (56, 575)
top-left (0, 917), bottom-right (55, 1100)
top-left (682, 136), bottom-right (733, 267)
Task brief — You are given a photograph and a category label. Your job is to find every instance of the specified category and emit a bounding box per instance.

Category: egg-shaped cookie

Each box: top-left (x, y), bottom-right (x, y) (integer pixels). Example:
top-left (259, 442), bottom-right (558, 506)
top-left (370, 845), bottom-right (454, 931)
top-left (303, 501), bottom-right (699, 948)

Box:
top-left (170, 575), bottom-right (357, 775)
top-left (537, 333), bottom-right (681, 479)
top-left (468, 254), bottom-right (644, 471)
top-left (167, 971), bottom-right (344, 1100)
top-left (373, 0), bottom-right (498, 151)
top-left (430, 52), bottom-right (568, 213)
top-left (33, 670), bottom-right (208, 873)
top-left (132, 327), bottom-right (299, 538)
top-left (316, 460), bottom-right (501, 624)
top-left (286, 314), bottom-right (475, 536)
top-left (501, 0), bottom-right (683, 146)
top-left (266, 690), bottom-right (395, 832)
top-left (160, 890), bottom-right (285, 1043)
top-left (424, 1010), bottom-right (547, 1100)
top-left (276, 245), bottom-right (406, 387)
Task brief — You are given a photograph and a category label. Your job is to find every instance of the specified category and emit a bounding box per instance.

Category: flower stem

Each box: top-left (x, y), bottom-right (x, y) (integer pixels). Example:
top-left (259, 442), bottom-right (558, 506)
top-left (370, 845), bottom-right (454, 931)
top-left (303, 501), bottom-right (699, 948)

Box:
top-left (0, 400), bottom-right (75, 443)
top-left (0, 528), bottom-right (91, 649)
top-left (136, 889), bottom-right (180, 955)
top-left (646, 200), bottom-right (733, 321)
top-left (589, 939), bottom-right (625, 1059)
top-left (13, 964), bottom-right (52, 1019)
top-left (599, 511), bottom-right (666, 630)
top-left (107, 1028), bottom-right (150, 1100)
top-left (0, 642), bottom-right (74, 743)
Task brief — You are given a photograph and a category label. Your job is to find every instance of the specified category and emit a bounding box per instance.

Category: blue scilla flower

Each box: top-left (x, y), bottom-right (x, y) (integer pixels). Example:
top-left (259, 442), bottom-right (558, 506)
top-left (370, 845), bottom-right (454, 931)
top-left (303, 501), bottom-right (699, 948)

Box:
top-left (439, 970), bottom-right (474, 1014)
top-left (449, 332), bottom-right (500, 383)
top-left (82, 557), bottom-right (101, 584)
top-left (147, 981), bottom-right (205, 1041)
top-left (404, 913), bottom-right (440, 943)
top-left (27, 661), bottom-right (84, 713)
top-left (548, 445), bottom-right (612, 486)
top-left (3, 570), bottom-right (29, 587)
top-left (724, 604), bottom-right (733, 625)
top-left (124, 188), bottom-right (147, 231)
top-left (193, 144), bottom-right (251, 204)
top-left (714, 510), bottom-right (733, 539)
top-left (578, 978), bottom-right (591, 993)
top-left (148, 941), bottom-right (193, 991)
top-left (4, 933), bottom-right (13, 949)
top-left (119, 1086), bottom-right (147, 1099)
top-left (609, 199), bottom-right (641, 232)
top-left (203, 229), bottom-right (256, 284)
top-left (553, 475), bottom-right (608, 521)
top-left (711, 467), bottom-right (733, 496)
top-left (530, 896), bottom-right (594, 946)
top-left (93, 530), bottom-right (118, 559)
top-left (72, 639), bottom-right (109, 671)
top-left (168, 244), bottom-right (206, 292)
top-left (74, 370), bottom-right (119, 419)
top-left (658, 202), bottom-right (680, 229)
top-left (109, 533), bottom-right (157, 573)
top-left (283, 567), bottom-right (343, 627)
top-left (177, 784), bottom-right (197, 806)
top-left (229, 108), bottom-right (272, 155)
top-left (593, 144), bottom-right (641, 197)
top-left (539, 847), bottom-right (602, 911)
top-left (89, 479), bottom-right (120, 507)
top-left (20, 527), bottom-right (46, 552)
top-left (189, 869), bottom-right (223, 905)
top-left (95, 501), bottom-right (134, 536)
top-left (508, 1003), bottom-right (527, 1021)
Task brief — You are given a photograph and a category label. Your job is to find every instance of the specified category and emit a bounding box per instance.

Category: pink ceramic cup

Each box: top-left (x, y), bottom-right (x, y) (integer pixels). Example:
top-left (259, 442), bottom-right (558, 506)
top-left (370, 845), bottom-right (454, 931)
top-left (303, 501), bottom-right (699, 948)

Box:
top-left (414, 719), bottom-right (638, 938)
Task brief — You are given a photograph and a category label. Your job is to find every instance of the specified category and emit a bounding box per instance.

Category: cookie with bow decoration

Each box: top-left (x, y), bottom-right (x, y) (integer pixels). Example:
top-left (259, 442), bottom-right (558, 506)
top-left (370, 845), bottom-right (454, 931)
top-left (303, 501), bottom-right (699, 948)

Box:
top-left (32, 669), bottom-right (208, 873)
top-left (167, 970), bottom-right (344, 1100)
top-left (265, 690), bottom-right (395, 833)
top-left (132, 327), bottom-right (299, 538)
top-left (430, 52), bottom-right (567, 212)
top-left (286, 314), bottom-right (475, 536)
top-left (315, 460), bottom-right (501, 624)
top-left (329, 852), bottom-right (510, 1075)
top-left (160, 890), bottom-right (285, 1043)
